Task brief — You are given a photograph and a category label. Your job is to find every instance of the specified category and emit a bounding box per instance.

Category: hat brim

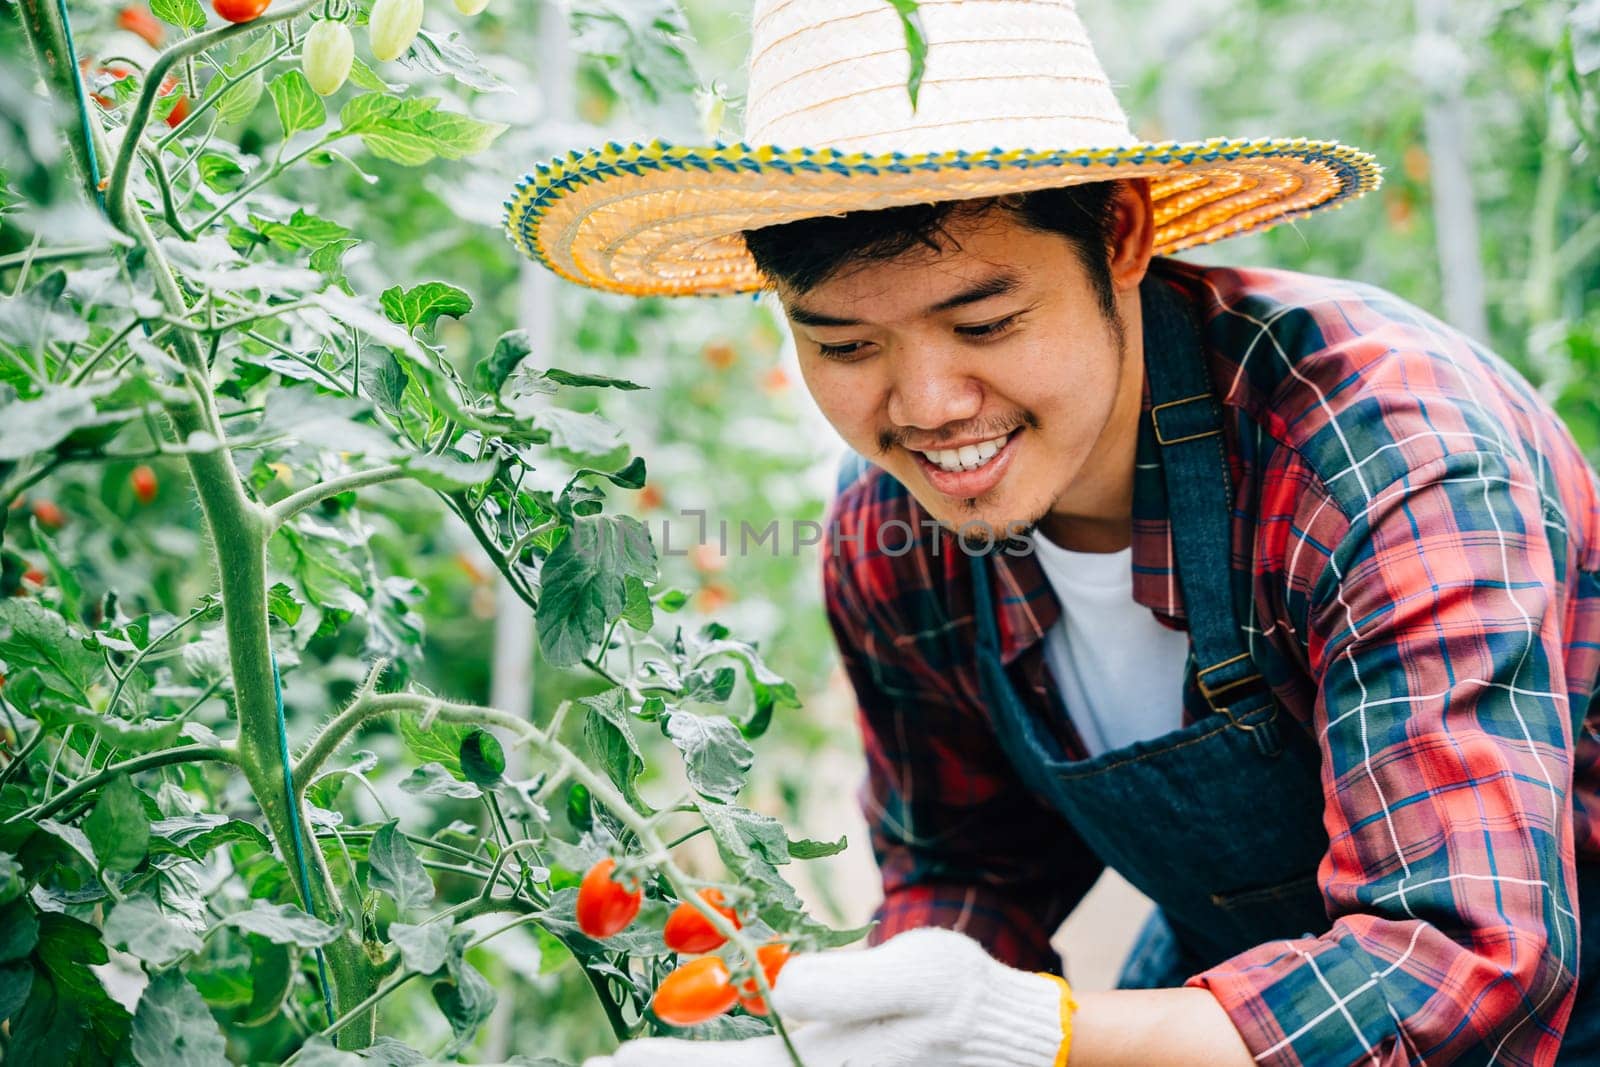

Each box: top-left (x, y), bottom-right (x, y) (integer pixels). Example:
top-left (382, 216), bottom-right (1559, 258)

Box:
top-left (504, 137), bottom-right (1381, 297)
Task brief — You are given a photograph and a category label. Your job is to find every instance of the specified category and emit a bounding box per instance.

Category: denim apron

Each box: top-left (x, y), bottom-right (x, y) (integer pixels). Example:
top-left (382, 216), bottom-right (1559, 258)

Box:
top-left (965, 277), bottom-right (1600, 1059)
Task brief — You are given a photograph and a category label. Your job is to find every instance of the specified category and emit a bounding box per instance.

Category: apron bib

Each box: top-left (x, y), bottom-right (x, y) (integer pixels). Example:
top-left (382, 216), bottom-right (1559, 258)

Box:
top-left (966, 275), bottom-right (1600, 1058)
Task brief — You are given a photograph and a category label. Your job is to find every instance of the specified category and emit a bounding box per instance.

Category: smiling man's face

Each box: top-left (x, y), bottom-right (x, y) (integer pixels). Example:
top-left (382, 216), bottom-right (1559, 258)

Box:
top-left (776, 182), bottom-right (1156, 550)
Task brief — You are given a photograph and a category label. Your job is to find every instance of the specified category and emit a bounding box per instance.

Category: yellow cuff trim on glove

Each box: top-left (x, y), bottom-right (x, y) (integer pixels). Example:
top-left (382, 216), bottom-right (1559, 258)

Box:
top-left (1037, 972), bottom-right (1078, 1067)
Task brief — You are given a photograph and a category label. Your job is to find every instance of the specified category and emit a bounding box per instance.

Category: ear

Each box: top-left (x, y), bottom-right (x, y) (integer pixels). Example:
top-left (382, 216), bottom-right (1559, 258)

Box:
top-left (1107, 178), bottom-right (1156, 293)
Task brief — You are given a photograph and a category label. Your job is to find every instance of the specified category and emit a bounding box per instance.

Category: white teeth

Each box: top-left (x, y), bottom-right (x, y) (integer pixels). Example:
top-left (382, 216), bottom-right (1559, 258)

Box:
top-left (918, 432), bottom-right (1011, 473)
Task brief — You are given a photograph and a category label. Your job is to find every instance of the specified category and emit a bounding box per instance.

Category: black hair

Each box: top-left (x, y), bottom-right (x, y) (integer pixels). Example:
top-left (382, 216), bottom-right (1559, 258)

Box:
top-left (741, 181), bottom-right (1124, 322)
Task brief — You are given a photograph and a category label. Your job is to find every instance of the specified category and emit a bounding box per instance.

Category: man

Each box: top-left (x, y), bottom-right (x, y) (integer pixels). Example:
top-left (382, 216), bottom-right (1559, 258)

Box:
top-left (508, 1), bottom-right (1600, 1063)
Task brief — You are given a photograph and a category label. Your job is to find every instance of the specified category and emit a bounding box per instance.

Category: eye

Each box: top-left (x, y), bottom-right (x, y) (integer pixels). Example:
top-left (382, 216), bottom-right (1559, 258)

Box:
top-left (956, 314), bottom-right (1019, 340)
top-left (815, 340), bottom-right (870, 361)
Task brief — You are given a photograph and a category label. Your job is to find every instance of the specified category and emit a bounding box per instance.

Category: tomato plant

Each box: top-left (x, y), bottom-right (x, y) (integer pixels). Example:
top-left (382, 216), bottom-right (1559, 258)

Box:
top-left (0, 0), bottom-right (861, 1063)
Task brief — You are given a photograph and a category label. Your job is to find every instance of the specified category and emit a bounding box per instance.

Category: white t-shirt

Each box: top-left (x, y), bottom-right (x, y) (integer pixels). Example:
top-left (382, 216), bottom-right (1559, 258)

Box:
top-left (1029, 533), bottom-right (1191, 757)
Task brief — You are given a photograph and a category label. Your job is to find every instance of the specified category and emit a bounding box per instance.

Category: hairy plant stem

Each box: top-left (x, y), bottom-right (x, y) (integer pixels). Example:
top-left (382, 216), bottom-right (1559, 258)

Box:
top-left (23, 746), bottom-right (237, 823)
top-left (268, 464), bottom-right (412, 528)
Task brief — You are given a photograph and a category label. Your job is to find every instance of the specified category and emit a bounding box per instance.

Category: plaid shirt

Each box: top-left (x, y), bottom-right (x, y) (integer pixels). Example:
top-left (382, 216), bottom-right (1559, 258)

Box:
top-left (822, 258), bottom-right (1600, 1066)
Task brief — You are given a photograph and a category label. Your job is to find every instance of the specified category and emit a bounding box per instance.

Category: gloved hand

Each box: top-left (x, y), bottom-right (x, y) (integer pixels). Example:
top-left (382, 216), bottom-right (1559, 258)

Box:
top-left (582, 926), bottom-right (1075, 1067)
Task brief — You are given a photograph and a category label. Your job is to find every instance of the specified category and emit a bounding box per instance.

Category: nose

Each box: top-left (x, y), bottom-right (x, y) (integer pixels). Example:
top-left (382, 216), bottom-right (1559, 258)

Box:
top-left (884, 344), bottom-right (983, 434)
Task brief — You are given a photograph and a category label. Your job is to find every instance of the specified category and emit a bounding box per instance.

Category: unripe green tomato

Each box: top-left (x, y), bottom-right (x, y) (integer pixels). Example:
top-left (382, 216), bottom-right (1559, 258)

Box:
top-left (455, 0), bottom-right (489, 12)
top-left (302, 19), bottom-right (355, 95)
top-left (369, 0), bottom-right (424, 62)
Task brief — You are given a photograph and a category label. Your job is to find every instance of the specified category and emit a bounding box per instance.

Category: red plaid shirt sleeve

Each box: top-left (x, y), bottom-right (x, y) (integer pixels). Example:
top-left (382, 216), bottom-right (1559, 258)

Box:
top-left (1187, 443), bottom-right (1580, 1064)
top-left (823, 491), bottom-right (1104, 976)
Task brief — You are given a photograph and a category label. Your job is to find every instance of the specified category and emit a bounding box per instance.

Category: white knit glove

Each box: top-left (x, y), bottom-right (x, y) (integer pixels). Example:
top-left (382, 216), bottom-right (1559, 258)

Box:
top-left (582, 927), bottom-right (1072, 1067)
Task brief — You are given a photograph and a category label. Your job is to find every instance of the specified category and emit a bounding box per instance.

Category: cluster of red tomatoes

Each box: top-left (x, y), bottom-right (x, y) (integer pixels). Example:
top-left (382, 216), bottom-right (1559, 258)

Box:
top-left (576, 858), bottom-right (793, 1026)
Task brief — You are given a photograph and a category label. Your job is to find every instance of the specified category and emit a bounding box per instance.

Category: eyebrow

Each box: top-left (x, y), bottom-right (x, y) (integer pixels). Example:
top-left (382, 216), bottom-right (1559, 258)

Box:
top-left (786, 271), bottom-right (1023, 327)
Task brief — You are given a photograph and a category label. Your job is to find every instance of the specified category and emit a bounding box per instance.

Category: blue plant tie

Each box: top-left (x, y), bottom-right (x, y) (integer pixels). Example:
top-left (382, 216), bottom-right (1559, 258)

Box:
top-left (272, 651), bottom-right (337, 1027)
top-left (53, 0), bottom-right (105, 214)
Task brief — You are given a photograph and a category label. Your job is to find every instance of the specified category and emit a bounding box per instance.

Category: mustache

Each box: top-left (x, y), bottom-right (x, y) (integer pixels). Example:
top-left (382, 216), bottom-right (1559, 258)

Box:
top-left (875, 410), bottom-right (1039, 455)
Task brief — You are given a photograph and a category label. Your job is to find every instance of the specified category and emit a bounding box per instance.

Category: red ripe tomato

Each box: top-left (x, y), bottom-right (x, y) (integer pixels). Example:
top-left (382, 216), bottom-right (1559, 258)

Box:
top-left (651, 956), bottom-right (738, 1026)
top-left (576, 858), bottom-right (642, 939)
top-left (31, 500), bottom-right (65, 529)
top-left (663, 888), bottom-right (740, 954)
top-left (131, 466), bottom-right (158, 504)
top-left (737, 942), bottom-right (792, 1016)
top-left (117, 6), bottom-right (165, 47)
top-left (213, 0), bottom-right (271, 23)
top-left (163, 91), bottom-right (189, 128)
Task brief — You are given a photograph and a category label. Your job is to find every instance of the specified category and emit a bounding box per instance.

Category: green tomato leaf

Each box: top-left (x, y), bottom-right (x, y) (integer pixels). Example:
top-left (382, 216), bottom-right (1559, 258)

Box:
top-left (368, 820), bottom-right (434, 914)
top-left (537, 408), bottom-right (625, 461)
top-left (664, 712), bottom-right (752, 803)
top-left (269, 70), bottom-right (328, 136)
top-left (398, 761), bottom-right (481, 799)
top-left (398, 714), bottom-right (472, 779)
top-left (621, 575), bottom-right (653, 632)
top-left (358, 347), bottom-right (411, 419)
top-left (151, 0), bottom-right (206, 30)
top-left (579, 688), bottom-right (650, 815)
top-left (0, 852), bottom-right (22, 906)
top-left (570, 0), bottom-right (696, 109)
top-left (0, 961), bottom-right (31, 1028)
top-left (565, 781), bottom-right (593, 832)
top-left (402, 28), bottom-right (507, 93)
top-left (212, 37), bottom-right (274, 124)
top-left (339, 94), bottom-right (505, 165)
top-left (682, 666), bottom-right (737, 704)
top-left (379, 281), bottom-right (473, 336)
top-left (220, 901), bottom-right (339, 947)
top-left (104, 894), bottom-right (203, 967)
top-left (0, 899), bottom-right (39, 963)
top-left (347, 56), bottom-right (394, 92)
top-left (432, 959), bottom-right (496, 1055)
top-left (787, 834), bottom-right (848, 860)
top-left (536, 515), bottom-right (657, 666)
top-left (249, 208), bottom-right (351, 251)
top-left (477, 329), bottom-right (532, 393)
top-left (542, 367), bottom-right (646, 390)
top-left (459, 730), bottom-right (505, 786)
top-left (401, 452), bottom-right (498, 491)
top-left (0, 384), bottom-right (116, 462)
top-left (390, 921), bottom-right (451, 975)
top-left (84, 775), bottom-right (150, 873)
top-left (310, 238), bottom-right (361, 279)
top-left (130, 970), bottom-right (227, 1067)
top-left (241, 938), bottom-right (294, 1027)
top-left (29, 914), bottom-right (130, 1057)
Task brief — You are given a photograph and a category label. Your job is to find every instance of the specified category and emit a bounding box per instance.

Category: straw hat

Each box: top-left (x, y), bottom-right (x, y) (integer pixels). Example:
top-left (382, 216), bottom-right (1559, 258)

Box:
top-left (503, 0), bottom-right (1381, 297)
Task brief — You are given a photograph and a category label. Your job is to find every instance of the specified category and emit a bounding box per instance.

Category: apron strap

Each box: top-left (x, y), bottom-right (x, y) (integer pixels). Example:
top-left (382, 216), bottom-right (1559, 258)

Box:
top-left (1140, 277), bottom-right (1278, 747)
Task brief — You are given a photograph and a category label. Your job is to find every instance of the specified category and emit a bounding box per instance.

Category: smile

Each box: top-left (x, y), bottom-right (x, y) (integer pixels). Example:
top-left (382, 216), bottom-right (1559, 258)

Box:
top-left (909, 430), bottom-right (1020, 498)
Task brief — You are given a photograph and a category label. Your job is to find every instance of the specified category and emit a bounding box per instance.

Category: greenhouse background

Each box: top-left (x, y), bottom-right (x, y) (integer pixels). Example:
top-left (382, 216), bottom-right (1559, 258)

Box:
top-left (1, 0), bottom-right (1596, 1062)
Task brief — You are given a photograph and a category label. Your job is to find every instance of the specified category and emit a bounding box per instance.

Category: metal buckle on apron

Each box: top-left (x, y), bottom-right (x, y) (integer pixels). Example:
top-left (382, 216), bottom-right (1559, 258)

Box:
top-left (1197, 652), bottom-right (1283, 757)
top-left (1151, 393), bottom-right (1222, 446)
